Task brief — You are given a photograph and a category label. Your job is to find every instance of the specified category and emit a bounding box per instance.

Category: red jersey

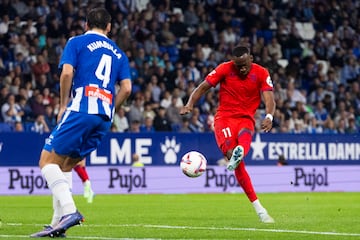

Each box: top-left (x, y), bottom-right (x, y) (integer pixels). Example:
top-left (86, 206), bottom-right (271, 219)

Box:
top-left (206, 61), bottom-right (273, 123)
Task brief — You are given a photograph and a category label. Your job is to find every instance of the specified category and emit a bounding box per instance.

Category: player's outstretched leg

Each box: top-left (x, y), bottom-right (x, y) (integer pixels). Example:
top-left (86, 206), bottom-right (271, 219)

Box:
top-left (227, 145), bottom-right (244, 171)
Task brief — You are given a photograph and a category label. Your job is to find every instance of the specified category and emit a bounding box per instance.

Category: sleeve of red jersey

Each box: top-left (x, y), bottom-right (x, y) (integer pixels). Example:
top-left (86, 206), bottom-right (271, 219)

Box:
top-left (205, 63), bottom-right (225, 87)
top-left (259, 67), bottom-right (274, 92)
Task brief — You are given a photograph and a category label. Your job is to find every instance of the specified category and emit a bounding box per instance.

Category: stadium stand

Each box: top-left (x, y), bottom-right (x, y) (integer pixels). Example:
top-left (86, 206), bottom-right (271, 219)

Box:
top-left (0, 0), bottom-right (359, 134)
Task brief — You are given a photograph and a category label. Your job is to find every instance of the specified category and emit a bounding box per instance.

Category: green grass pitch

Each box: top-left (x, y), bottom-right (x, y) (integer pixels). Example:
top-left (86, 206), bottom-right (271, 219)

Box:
top-left (0, 192), bottom-right (359, 239)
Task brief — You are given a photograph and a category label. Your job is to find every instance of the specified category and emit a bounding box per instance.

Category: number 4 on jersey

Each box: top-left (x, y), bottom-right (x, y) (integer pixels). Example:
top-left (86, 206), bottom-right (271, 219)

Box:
top-left (95, 54), bottom-right (111, 88)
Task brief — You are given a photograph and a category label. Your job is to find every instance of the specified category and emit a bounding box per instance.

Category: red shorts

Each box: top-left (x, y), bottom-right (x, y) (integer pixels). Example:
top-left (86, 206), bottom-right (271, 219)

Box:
top-left (214, 116), bottom-right (254, 156)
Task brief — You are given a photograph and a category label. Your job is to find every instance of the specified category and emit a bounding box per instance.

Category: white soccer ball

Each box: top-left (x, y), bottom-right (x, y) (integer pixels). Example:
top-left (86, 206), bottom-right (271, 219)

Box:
top-left (180, 151), bottom-right (207, 178)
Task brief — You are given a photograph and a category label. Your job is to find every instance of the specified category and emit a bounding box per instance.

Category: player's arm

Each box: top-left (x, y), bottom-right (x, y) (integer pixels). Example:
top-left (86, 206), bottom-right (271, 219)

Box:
top-left (261, 90), bottom-right (276, 132)
top-left (58, 63), bottom-right (74, 122)
top-left (115, 78), bottom-right (132, 112)
top-left (180, 80), bottom-right (212, 115)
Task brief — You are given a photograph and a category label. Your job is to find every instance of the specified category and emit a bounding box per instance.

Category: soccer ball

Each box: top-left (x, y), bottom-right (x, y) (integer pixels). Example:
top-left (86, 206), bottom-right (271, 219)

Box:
top-left (180, 151), bottom-right (207, 178)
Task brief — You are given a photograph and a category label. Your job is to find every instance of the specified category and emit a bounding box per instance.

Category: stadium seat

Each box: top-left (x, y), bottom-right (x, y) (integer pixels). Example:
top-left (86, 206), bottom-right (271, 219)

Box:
top-left (277, 59), bottom-right (289, 68)
top-left (159, 46), bottom-right (167, 55)
top-left (316, 60), bottom-right (329, 76)
top-left (262, 30), bottom-right (274, 44)
top-left (303, 23), bottom-right (316, 40)
top-left (172, 7), bottom-right (183, 16)
top-left (171, 123), bottom-right (181, 132)
top-left (0, 123), bottom-right (13, 132)
top-left (295, 22), bottom-right (315, 40)
top-left (166, 45), bottom-right (179, 63)
top-left (231, 18), bottom-right (242, 28)
top-left (24, 122), bottom-right (34, 132)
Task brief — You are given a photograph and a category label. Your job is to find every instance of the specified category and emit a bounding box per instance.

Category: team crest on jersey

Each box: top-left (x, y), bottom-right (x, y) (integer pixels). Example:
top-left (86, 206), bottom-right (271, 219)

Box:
top-left (249, 74), bottom-right (256, 81)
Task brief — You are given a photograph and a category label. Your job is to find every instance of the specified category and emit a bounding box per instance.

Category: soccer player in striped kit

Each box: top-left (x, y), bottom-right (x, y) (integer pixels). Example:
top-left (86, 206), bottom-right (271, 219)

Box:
top-left (30, 8), bottom-right (132, 237)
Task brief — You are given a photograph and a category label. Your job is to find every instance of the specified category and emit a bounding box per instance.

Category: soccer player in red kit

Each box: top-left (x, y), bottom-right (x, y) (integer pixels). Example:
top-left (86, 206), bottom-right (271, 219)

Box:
top-left (180, 45), bottom-right (275, 223)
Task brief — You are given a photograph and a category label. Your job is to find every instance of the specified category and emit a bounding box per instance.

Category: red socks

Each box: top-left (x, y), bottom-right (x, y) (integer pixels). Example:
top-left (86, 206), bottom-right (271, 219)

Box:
top-left (234, 162), bottom-right (258, 202)
top-left (234, 130), bottom-right (258, 202)
top-left (74, 165), bottom-right (89, 183)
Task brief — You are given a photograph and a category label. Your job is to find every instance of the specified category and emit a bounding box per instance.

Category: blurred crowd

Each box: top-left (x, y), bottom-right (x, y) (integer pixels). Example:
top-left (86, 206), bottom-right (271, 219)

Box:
top-left (0, 0), bottom-right (359, 134)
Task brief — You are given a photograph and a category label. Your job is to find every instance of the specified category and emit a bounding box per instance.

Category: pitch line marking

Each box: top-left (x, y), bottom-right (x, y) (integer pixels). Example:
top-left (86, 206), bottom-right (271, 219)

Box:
top-left (117, 224), bottom-right (360, 237)
top-left (5, 222), bottom-right (360, 238)
top-left (0, 235), bottom-right (160, 240)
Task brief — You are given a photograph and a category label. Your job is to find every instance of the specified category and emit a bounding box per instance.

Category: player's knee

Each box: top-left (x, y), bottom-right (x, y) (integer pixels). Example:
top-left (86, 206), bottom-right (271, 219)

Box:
top-left (39, 150), bottom-right (53, 169)
top-left (226, 149), bottom-right (232, 160)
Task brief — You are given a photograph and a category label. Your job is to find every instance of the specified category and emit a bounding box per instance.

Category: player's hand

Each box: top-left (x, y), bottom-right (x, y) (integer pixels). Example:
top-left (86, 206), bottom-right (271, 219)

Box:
top-left (261, 118), bottom-right (273, 132)
top-left (57, 107), bottom-right (67, 123)
top-left (180, 105), bottom-right (193, 115)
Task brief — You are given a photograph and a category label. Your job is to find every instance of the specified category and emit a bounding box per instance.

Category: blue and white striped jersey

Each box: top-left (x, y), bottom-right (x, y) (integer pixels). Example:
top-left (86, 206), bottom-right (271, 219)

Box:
top-left (59, 30), bottom-right (130, 120)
